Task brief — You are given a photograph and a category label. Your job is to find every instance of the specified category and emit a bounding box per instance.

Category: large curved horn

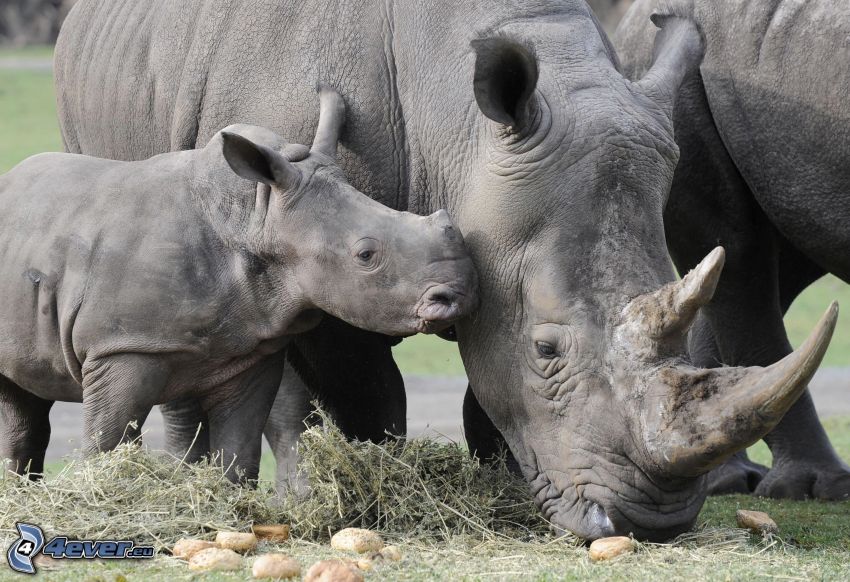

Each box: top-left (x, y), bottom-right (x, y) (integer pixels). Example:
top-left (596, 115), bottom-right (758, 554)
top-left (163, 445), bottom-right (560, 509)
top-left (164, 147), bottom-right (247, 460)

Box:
top-left (647, 302), bottom-right (838, 477)
top-left (310, 85), bottom-right (346, 158)
top-left (620, 247), bottom-right (725, 359)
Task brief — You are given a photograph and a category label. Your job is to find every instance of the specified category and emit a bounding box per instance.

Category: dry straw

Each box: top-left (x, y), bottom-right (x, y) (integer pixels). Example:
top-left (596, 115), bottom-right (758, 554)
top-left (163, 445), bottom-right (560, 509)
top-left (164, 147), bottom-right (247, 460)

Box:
top-left (0, 409), bottom-right (770, 567)
top-left (280, 409), bottom-right (551, 542)
top-left (0, 445), bottom-right (282, 551)
top-left (0, 409), bottom-right (550, 552)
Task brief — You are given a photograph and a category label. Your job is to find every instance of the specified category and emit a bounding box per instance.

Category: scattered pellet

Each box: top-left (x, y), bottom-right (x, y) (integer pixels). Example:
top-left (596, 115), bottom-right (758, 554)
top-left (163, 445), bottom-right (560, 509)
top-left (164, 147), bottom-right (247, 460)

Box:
top-left (736, 509), bottom-right (778, 535)
top-left (304, 559), bottom-right (364, 582)
top-left (252, 524), bottom-right (291, 542)
top-left (330, 528), bottom-right (384, 553)
top-left (172, 538), bottom-right (219, 560)
top-left (252, 553), bottom-right (301, 579)
top-left (216, 531), bottom-right (259, 553)
top-left (188, 548), bottom-right (243, 572)
top-left (588, 536), bottom-right (635, 561)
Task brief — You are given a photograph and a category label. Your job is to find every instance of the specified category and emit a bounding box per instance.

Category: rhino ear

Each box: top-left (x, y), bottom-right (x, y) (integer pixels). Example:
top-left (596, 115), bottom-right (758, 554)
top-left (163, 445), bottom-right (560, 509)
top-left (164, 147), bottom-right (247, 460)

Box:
top-left (220, 131), bottom-right (300, 190)
top-left (636, 13), bottom-right (704, 117)
top-left (471, 37), bottom-right (539, 130)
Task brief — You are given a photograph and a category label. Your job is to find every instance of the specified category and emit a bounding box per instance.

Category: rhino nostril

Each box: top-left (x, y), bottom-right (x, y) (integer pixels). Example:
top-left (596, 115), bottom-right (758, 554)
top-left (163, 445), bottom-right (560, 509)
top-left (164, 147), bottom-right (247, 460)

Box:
top-left (428, 291), bottom-right (454, 306)
top-left (419, 286), bottom-right (463, 324)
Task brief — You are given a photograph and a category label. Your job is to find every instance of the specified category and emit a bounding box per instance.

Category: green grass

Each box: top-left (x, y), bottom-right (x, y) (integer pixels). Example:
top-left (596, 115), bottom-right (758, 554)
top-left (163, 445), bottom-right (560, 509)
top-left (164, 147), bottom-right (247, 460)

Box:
top-left (0, 45), bottom-right (54, 60)
top-left (0, 69), bottom-right (63, 173)
top-left (392, 334), bottom-right (466, 376)
top-left (787, 275), bottom-right (850, 367)
top-left (10, 498), bottom-right (850, 581)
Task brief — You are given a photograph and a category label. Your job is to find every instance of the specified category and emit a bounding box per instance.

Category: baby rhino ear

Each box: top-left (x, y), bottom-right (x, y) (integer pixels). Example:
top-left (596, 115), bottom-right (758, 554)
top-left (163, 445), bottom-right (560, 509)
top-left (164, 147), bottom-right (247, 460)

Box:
top-left (221, 131), bottom-right (300, 190)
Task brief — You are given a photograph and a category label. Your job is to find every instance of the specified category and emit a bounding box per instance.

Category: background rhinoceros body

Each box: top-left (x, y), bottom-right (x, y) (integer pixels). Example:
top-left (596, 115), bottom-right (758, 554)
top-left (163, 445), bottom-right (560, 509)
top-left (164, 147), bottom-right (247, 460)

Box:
top-left (54, 0), bottom-right (836, 540)
top-left (615, 0), bottom-right (850, 500)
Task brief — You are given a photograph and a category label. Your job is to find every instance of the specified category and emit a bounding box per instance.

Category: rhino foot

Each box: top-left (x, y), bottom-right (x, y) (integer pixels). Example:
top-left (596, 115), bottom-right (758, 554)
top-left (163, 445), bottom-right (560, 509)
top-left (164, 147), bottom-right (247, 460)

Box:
top-left (754, 461), bottom-right (850, 501)
top-left (706, 451), bottom-right (768, 495)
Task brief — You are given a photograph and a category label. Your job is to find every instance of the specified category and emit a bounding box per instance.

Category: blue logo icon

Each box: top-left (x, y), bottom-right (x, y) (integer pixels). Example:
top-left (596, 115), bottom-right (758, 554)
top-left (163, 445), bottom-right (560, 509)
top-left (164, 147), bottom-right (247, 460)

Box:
top-left (6, 523), bottom-right (45, 575)
top-left (5, 522), bottom-right (154, 575)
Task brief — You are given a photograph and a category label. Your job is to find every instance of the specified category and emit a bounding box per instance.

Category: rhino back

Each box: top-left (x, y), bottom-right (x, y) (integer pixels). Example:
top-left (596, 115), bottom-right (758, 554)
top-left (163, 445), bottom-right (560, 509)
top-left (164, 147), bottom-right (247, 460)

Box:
top-left (695, 0), bottom-right (850, 277)
top-left (55, 0), bottom-right (612, 217)
top-left (618, 0), bottom-right (850, 278)
top-left (0, 152), bottom-right (235, 400)
top-left (56, 0), bottom-right (413, 210)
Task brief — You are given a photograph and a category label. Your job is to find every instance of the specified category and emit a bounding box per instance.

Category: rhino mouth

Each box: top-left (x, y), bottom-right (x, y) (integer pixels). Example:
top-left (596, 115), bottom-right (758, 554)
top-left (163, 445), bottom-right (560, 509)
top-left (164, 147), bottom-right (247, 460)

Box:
top-left (415, 318), bottom-right (454, 335)
top-left (415, 285), bottom-right (471, 333)
top-left (529, 463), bottom-right (702, 542)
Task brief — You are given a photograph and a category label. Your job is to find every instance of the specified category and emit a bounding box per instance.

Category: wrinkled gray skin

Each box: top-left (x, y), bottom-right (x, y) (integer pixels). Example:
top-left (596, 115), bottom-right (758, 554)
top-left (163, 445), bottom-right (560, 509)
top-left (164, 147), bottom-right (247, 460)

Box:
top-left (615, 0), bottom-right (850, 501)
top-left (0, 92), bottom-right (477, 482)
top-left (54, 0), bottom-right (837, 540)
top-left (587, 0), bottom-right (634, 35)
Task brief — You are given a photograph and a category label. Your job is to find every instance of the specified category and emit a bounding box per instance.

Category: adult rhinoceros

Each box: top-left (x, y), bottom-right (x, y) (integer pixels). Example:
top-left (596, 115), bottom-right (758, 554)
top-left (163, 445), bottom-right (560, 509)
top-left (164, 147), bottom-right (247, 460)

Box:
top-left (54, 0), bottom-right (836, 540)
top-left (615, 0), bottom-right (850, 501)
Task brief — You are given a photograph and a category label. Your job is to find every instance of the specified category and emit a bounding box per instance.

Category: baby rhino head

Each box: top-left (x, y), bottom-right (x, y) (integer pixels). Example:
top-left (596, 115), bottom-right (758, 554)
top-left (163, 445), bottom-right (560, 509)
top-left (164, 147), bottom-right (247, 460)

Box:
top-left (212, 88), bottom-right (478, 336)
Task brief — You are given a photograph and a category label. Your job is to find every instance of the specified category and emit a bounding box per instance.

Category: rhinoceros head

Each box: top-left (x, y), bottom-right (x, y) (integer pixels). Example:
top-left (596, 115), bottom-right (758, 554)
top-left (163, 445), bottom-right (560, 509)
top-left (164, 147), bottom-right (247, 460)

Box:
top-left (214, 89), bottom-right (478, 337)
top-left (450, 11), bottom-right (836, 541)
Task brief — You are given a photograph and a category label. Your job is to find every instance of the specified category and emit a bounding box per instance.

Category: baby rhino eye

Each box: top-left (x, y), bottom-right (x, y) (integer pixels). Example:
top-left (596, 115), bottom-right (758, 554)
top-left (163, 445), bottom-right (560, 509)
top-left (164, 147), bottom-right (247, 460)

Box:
top-left (353, 237), bottom-right (381, 267)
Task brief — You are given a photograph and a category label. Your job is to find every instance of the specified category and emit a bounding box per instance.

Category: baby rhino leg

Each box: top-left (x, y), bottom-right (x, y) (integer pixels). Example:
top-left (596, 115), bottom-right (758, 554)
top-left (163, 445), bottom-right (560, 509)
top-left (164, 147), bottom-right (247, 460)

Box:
top-left (264, 364), bottom-right (314, 494)
top-left (203, 353), bottom-right (285, 484)
top-left (81, 354), bottom-right (167, 455)
top-left (0, 377), bottom-right (53, 477)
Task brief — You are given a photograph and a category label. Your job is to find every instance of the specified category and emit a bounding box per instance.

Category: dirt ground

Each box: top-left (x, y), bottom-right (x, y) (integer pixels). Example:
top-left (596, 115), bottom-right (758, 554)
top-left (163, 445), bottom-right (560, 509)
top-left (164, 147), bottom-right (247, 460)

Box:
top-left (21, 368), bottom-right (850, 461)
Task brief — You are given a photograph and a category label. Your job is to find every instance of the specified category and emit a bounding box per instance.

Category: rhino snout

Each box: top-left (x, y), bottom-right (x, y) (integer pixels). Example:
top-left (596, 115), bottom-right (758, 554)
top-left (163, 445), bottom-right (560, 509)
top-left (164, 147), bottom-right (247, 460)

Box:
top-left (426, 208), bottom-right (454, 231)
top-left (416, 285), bottom-right (468, 333)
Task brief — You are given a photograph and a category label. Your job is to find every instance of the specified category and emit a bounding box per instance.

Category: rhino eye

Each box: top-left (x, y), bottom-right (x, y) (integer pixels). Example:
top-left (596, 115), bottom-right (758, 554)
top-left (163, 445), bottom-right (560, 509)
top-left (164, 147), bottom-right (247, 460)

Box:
top-left (353, 237), bottom-right (381, 268)
top-left (535, 341), bottom-right (558, 359)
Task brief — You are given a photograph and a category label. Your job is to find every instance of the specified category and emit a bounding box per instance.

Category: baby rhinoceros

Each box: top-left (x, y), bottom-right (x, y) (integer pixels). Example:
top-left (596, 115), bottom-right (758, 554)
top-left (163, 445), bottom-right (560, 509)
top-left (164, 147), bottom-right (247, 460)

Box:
top-left (0, 88), bottom-right (477, 480)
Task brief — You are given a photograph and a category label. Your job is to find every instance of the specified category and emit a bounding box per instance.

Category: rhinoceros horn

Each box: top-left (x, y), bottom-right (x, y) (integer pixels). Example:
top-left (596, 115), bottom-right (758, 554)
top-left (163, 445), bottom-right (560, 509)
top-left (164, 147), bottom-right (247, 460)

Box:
top-left (620, 246), bottom-right (725, 359)
top-left (310, 85), bottom-right (346, 158)
top-left (635, 11), bottom-right (704, 118)
top-left (621, 248), bottom-right (839, 478)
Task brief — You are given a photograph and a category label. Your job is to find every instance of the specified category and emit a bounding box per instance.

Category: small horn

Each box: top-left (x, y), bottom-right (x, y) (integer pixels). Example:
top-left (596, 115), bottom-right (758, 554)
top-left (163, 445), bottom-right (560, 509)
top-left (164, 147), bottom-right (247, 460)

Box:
top-left (649, 302), bottom-right (838, 477)
top-left (621, 247), bottom-right (725, 359)
top-left (310, 85), bottom-right (346, 158)
top-left (635, 11), bottom-right (704, 118)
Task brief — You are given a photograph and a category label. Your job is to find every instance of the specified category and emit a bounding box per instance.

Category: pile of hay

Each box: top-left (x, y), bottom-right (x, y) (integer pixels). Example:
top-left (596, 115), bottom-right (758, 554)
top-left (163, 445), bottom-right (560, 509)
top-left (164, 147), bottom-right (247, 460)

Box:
top-left (282, 410), bottom-right (551, 542)
top-left (0, 410), bottom-right (550, 552)
top-left (0, 446), bottom-right (282, 551)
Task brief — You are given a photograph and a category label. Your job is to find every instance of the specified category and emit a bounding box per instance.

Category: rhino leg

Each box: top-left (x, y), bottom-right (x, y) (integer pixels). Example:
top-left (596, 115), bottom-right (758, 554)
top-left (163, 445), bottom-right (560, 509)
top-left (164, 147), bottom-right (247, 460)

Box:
top-left (666, 71), bottom-right (849, 500)
top-left (0, 377), bottom-right (53, 477)
top-left (462, 385), bottom-right (520, 475)
top-left (203, 352), bottom-right (285, 483)
top-left (263, 364), bottom-right (314, 494)
top-left (160, 396), bottom-right (210, 463)
top-left (286, 316), bottom-right (406, 442)
top-left (753, 243), bottom-right (850, 500)
top-left (81, 354), bottom-right (165, 455)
